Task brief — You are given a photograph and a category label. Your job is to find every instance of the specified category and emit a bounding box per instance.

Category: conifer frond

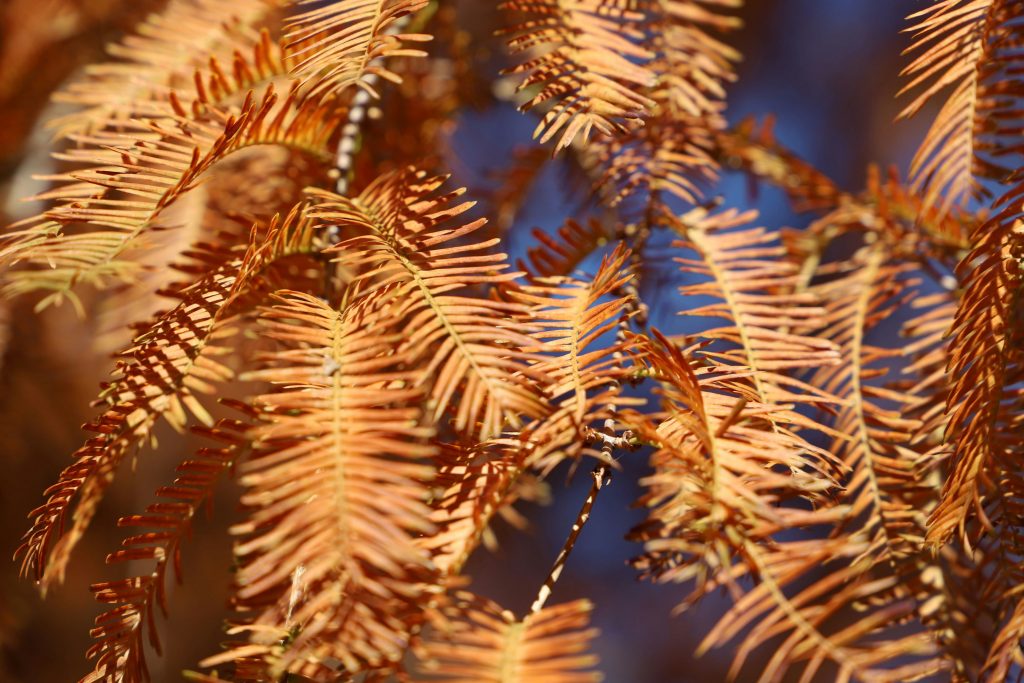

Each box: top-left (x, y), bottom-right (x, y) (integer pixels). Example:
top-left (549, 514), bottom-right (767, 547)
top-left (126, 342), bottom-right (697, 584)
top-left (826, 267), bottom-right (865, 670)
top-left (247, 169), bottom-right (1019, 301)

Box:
top-left (514, 243), bottom-right (637, 471)
top-left (646, 0), bottom-right (741, 119)
top-left (670, 207), bottom-right (841, 410)
top-left (757, 245), bottom-right (956, 680)
top-left (500, 0), bottom-right (655, 151)
top-left (284, 0), bottom-right (432, 98)
top-left (411, 593), bottom-right (602, 682)
top-left (919, 182), bottom-right (1024, 674)
top-left (624, 332), bottom-right (888, 681)
top-left (84, 417), bottom-right (249, 683)
top-left (792, 193), bottom-right (996, 679)
top-left (95, 145), bottom-right (328, 352)
top-left (423, 438), bottom-right (549, 576)
top-left (622, 209), bottom-right (949, 680)
top-left (422, 247), bottom-right (637, 574)
top-left (595, 116), bottom-right (715, 207)
top-left (705, 548), bottom-right (946, 683)
top-left (24, 28), bottom-right (309, 334)
top-left (2, 86), bottom-right (342, 309)
top-left (49, 0), bottom-right (281, 138)
top-left (211, 289), bottom-right (438, 678)
top-left (594, 0), bottom-right (740, 206)
top-left (647, 317), bottom-right (942, 679)
top-left (16, 269), bottom-right (239, 590)
top-left (164, 29), bottom-right (293, 121)
top-left (806, 245), bottom-right (924, 553)
top-left (898, 0), bottom-right (1024, 212)
top-left (969, 464), bottom-right (1024, 681)
top-left (984, 598), bottom-right (1024, 682)
top-left (927, 191), bottom-right (1024, 547)
top-left (15, 207), bottom-right (317, 589)
top-left (901, 294), bottom-right (958, 452)
top-left (308, 169), bottom-right (547, 440)
top-left (862, 164), bottom-right (974, 260)
top-left (786, 188), bottom-right (996, 680)
top-left (520, 219), bottom-right (614, 280)
top-left (627, 330), bottom-right (839, 584)
top-left (10, 2), bottom-right (1024, 679)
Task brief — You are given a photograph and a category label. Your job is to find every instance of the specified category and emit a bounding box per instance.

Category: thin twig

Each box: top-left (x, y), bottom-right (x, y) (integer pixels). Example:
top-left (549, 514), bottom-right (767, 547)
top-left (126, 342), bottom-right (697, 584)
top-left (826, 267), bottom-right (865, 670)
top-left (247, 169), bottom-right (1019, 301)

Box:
top-left (322, 14), bottom-right (416, 299)
top-left (334, 83), bottom-right (376, 196)
top-left (529, 464), bottom-right (610, 614)
top-left (333, 13), bottom-right (415, 194)
top-left (528, 195), bottom-right (655, 614)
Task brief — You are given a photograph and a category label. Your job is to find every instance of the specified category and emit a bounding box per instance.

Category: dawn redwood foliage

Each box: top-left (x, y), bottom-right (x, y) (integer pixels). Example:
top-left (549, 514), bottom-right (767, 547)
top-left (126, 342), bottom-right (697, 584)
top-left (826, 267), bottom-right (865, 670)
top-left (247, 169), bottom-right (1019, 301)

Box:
top-left (4, 0), bottom-right (1024, 681)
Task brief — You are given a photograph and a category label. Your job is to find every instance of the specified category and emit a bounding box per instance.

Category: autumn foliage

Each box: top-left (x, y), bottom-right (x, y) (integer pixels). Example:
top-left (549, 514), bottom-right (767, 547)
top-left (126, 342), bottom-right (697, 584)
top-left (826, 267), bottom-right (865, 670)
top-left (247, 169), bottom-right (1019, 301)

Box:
top-left (3, 1), bottom-right (1024, 682)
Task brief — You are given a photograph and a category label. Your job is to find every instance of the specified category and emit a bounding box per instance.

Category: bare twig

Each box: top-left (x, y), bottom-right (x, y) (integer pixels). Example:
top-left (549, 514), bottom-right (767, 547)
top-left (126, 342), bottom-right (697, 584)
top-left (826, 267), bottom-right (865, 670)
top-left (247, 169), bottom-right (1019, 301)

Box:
top-left (528, 192), bottom-right (655, 613)
top-left (529, 464), bottom-right (609, 614)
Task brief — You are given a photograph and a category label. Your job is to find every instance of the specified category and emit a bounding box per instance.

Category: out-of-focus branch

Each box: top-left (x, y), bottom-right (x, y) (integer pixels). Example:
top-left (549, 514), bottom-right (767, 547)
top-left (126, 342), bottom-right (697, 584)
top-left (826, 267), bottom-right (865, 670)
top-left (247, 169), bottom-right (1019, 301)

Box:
top-left (0, 0), bottom-right (161, 186)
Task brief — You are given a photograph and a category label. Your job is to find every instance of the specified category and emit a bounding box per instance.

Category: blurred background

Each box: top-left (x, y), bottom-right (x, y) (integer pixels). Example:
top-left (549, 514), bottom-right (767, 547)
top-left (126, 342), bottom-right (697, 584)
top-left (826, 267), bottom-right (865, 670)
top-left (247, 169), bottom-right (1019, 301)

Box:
top-left (0, 1), bottom-right (934, 681)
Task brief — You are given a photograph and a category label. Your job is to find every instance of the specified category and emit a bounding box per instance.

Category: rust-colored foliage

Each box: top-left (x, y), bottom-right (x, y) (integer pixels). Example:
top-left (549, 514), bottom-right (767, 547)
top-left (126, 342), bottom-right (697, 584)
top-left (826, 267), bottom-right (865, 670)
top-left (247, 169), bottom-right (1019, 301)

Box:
top-left (6, 2), bottom-right (1024, 682)
top-left (898, 0), bottom-right (1024, 213)
top-left (409, 593), bottom-right (602, 682)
